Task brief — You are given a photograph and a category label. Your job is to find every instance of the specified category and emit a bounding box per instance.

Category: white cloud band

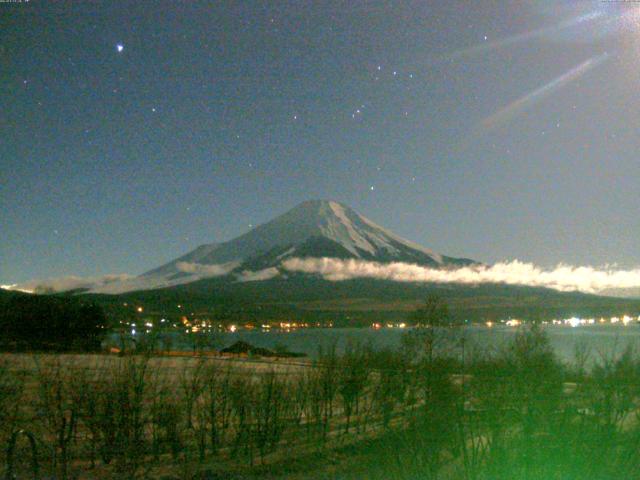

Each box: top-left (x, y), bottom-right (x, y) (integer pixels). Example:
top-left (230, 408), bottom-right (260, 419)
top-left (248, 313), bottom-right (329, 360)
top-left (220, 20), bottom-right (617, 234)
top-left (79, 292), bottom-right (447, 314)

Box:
top-left (8, 258), bottom-right (640, 296)
top-left (281, 257), bottom-right (640, 294)
top-left (175, 261), bottom-right (239, 276)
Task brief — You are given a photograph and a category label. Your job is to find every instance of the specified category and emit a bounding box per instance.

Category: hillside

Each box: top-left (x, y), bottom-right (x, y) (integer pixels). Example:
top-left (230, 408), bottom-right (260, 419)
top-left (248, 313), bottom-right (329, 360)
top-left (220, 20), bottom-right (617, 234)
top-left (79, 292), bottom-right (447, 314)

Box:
top-left (84, 276), bottom-right (640, 326)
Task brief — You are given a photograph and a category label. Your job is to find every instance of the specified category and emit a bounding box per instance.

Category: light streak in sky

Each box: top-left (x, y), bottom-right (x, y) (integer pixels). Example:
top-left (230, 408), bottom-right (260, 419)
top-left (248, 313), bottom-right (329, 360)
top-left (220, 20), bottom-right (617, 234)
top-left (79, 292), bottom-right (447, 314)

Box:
top-left (445, 11), bottom-right (604, 61)
top-left (480, 52), bottom-right (609, 132)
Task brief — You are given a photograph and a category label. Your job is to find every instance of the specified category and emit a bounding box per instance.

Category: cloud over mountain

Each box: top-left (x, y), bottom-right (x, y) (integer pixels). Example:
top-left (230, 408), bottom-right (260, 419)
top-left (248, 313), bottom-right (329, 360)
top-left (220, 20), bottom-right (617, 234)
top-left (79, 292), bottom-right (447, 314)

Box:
top-left (8, 258), bottom-right (640, 296)
top-left (3, 274), bottom-right (134, 294)
top-left (175, 261), bottom-right (239, 276)
top-left (282, 257), bottom-right (640, 294)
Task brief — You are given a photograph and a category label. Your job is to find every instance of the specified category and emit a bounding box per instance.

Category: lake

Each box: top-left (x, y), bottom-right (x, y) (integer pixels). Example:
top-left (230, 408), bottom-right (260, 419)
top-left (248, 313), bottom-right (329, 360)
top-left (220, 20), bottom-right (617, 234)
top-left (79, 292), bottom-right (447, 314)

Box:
top-left (112, 324), bottom-right (640, 365)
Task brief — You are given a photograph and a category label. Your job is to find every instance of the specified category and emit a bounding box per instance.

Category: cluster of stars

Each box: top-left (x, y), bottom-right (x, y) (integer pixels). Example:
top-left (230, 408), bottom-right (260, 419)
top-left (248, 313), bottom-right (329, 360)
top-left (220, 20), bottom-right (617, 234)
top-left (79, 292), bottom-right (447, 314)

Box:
top-left (16, 38), bottom-right (426, 208)
top-left (351, 104), bottom-right (365, 119)
top-left (374, 64), bottom-right (414, 82)
top-left (100, 40), bottom-right (420, 198)
top-left (309, 62), bottom-right (426, 194)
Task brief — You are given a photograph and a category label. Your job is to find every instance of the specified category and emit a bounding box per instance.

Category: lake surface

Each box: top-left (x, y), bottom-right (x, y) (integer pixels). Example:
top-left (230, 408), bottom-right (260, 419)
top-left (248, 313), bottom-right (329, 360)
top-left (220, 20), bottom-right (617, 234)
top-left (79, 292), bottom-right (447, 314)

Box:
top-left (112, 324), bottom-right (640, 365)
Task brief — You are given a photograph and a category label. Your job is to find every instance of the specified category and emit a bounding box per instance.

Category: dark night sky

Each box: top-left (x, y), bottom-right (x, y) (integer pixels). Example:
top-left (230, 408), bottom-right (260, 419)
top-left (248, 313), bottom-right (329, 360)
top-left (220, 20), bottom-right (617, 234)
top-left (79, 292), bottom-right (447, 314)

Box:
top-left (2, 0), bottom-right (640, 284)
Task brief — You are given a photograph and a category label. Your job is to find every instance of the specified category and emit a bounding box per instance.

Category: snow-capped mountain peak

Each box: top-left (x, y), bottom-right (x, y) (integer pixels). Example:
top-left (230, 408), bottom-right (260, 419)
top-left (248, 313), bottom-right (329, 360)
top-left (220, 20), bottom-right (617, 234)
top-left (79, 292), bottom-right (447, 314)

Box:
top-left (144, 199), bottom-right (474, 277)
top-left (89, 200), bottom-right (476, 293)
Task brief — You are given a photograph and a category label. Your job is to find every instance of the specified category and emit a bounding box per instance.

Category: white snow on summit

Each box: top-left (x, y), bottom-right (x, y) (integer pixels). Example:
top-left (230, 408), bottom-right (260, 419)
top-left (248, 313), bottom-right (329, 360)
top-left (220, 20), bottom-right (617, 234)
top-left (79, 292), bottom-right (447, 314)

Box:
top-left (358, 214), bottom-right (444, 264)
top-left (324, 201), bottom-right (378, 255)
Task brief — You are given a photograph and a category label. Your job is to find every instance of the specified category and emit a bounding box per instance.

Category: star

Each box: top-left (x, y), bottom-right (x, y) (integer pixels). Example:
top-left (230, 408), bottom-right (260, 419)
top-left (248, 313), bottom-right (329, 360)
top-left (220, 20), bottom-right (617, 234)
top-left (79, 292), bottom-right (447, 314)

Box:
top-left (116, 44), bottom-right (124, 53)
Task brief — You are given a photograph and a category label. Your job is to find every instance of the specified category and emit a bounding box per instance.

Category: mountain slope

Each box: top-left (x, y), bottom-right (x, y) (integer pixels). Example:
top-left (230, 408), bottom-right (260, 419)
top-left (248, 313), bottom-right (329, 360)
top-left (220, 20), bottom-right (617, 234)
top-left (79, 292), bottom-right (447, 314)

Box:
top-left (86, 200), bottom-right (477, 294)
top-left (143, 200), bottom-right (476, 280)
top-left (85, 275), bottom-right (640, 326)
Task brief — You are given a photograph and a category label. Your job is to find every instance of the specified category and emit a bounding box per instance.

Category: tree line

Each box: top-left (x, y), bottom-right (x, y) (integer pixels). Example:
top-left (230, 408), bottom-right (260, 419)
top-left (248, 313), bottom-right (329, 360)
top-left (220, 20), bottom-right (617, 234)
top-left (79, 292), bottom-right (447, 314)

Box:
top-left (0, 292), bottom-right (106, 352)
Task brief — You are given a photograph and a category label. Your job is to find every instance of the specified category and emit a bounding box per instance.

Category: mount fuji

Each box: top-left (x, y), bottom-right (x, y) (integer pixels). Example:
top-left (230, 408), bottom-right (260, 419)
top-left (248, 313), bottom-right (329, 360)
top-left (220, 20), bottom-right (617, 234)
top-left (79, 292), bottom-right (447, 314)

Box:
top-left (91, 200), bottom-right (476, 294)
top-left (71, 200), bottom-right (640, 324)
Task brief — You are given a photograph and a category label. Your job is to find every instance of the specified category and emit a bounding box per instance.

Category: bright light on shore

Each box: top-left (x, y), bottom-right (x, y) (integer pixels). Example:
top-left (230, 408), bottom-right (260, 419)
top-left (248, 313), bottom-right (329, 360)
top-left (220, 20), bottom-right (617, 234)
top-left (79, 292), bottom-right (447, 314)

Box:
top-left (567, 317), bottom-right (581, 328)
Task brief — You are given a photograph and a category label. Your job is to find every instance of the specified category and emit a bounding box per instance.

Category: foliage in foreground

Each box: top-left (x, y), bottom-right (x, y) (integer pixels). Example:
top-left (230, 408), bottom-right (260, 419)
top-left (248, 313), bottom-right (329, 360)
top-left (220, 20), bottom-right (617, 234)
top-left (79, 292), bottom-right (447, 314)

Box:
top-left (2, 326), bottom-right (640, 478)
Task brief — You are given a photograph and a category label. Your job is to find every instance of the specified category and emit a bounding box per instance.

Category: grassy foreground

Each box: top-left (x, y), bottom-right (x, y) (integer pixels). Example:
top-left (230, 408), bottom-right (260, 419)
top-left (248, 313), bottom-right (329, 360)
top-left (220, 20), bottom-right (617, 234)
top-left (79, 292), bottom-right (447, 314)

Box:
top-left (3, 327), bottom-right (640, 479)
